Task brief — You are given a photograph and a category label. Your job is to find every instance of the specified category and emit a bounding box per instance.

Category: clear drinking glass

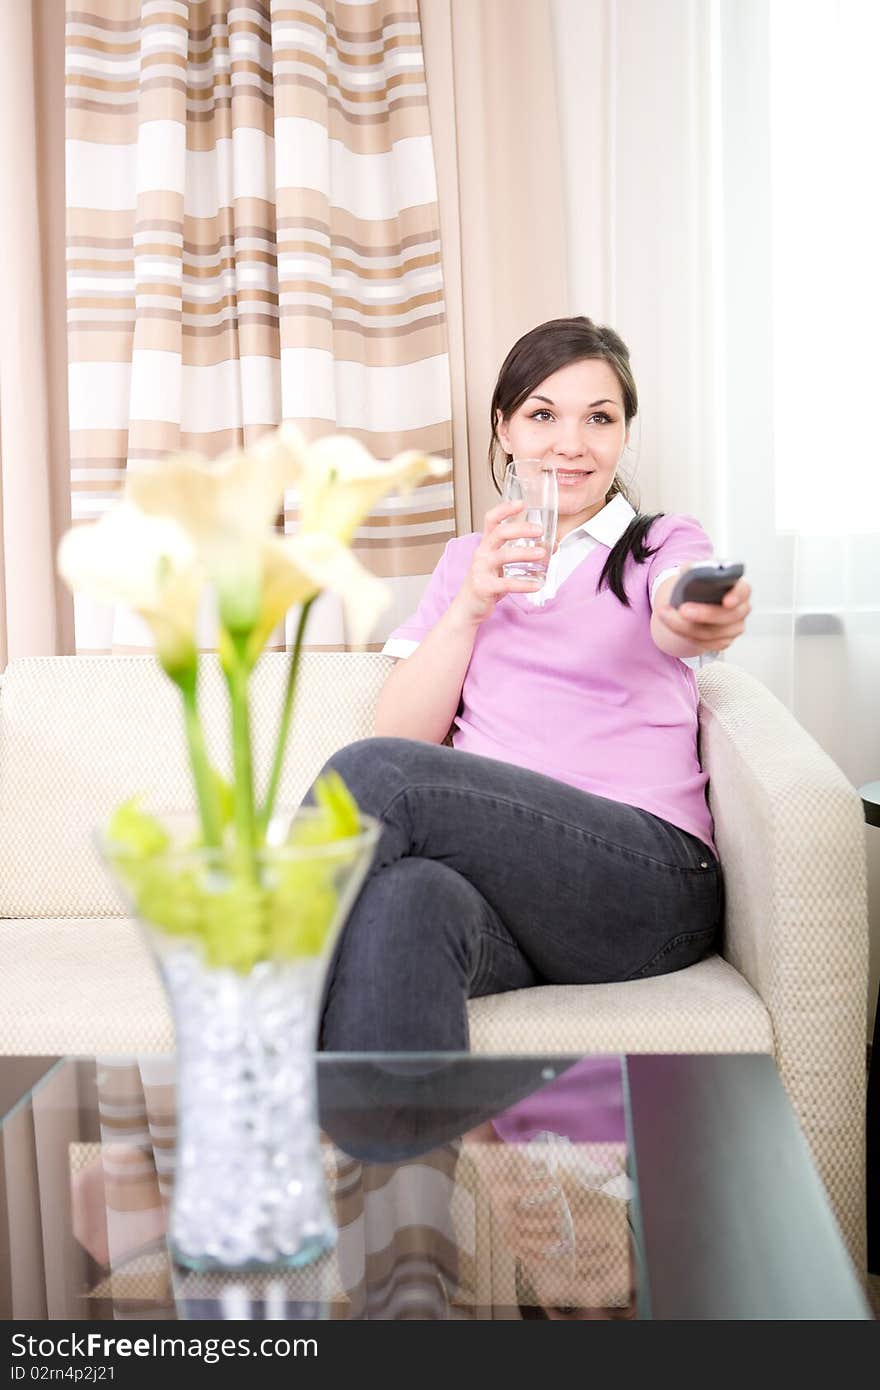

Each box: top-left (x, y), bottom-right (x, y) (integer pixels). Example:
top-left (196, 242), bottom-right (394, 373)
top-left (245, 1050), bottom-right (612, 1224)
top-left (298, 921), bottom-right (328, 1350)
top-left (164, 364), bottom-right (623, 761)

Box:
top-left (501, 459), bottom-right (558, 580)
top-left (513, 1130), bottom-right (578, 1305)
top-left (518, 1131), bottom-right (577, 1259)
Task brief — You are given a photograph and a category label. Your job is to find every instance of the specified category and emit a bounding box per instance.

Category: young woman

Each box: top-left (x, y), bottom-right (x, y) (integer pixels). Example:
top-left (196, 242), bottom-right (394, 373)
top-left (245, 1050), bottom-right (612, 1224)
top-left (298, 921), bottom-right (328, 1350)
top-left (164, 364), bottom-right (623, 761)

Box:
top-left (315, 316), bottom-right (752, 1052)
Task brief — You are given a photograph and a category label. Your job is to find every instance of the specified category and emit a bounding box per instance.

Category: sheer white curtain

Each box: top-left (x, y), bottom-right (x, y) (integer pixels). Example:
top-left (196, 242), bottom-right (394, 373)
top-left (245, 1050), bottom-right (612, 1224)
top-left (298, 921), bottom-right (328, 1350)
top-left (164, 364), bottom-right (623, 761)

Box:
top-left (552, 0), bottom-right (880, 1026)
top-left (552, 0), bottom-right (723, 546)
top-left (717, 0), bottom-right (880, 1031)
top-left (717, 0), bottom-right (880, 777)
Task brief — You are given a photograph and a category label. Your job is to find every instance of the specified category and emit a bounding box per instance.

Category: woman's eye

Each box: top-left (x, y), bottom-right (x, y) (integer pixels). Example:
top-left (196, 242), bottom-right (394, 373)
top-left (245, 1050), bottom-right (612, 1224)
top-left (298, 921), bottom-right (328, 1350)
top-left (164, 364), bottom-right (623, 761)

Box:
top-left (525, 409), bottom-right (614, 425)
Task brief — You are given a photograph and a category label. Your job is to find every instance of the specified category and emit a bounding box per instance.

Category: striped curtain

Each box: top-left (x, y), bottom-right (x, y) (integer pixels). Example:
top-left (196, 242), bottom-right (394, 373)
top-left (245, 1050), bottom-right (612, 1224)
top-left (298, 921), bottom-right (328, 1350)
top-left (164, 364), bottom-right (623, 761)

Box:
top-left (65, 0), bottom-right (454, 653)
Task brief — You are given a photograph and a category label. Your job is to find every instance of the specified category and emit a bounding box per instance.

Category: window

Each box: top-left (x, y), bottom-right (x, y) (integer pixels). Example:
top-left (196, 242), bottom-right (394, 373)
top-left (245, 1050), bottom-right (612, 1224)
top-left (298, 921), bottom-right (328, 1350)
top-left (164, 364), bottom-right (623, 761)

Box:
top-left (768, 0), bottom-right (880, 536)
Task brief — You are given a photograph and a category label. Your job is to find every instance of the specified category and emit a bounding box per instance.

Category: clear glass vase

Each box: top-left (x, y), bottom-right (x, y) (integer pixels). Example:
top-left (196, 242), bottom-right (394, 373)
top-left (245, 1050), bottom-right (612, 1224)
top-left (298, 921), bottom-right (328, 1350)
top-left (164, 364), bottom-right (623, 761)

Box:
top-left (102, 808), bottom-right (380, 1272)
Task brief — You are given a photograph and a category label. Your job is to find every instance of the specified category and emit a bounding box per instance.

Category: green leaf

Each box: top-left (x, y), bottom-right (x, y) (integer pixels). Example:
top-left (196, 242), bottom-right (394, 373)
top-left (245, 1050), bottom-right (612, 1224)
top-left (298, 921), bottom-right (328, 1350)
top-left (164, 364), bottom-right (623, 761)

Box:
top-left (315, 769), bottom-right (360, 837)
top-left (107, 799), bottom-right (169, 858)
top-left (290, 771), bottom-right (360, 848)
top-left (268, 858), bottom-right (338, 957)
top-left (106, 771), bottom-right (364, 972)
top-left (134, 863), bottom-right (203, 939)
top-left (211, 769), bottom-right (235, 829)
top-left (200, 877), bottom-right (267, 971)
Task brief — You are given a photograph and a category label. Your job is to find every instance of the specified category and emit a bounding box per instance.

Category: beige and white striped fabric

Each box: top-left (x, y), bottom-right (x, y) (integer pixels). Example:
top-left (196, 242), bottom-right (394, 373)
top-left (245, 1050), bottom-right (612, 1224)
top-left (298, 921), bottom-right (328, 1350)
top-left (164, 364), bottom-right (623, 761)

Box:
top-left (65, 0), bottom-right (454, 653)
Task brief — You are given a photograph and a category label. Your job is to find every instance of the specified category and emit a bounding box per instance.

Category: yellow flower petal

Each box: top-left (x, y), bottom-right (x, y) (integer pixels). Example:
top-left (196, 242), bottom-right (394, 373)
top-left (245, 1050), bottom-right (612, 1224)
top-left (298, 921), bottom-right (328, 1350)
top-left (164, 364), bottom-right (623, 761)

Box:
top-left (271, 533), bottom-right (390, 648)
top-left (244, 538), bottom-right (322, 660)
top-left (297, 437), bottom-right (450, 542)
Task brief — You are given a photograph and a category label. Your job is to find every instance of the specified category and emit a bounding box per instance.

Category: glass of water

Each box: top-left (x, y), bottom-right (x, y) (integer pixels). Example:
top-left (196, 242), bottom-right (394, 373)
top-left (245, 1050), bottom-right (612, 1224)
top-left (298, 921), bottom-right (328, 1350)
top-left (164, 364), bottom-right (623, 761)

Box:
top-left (513, 1131), bottom-right (578, 1304)
top-left (501, 459), bottom-right (558, 581)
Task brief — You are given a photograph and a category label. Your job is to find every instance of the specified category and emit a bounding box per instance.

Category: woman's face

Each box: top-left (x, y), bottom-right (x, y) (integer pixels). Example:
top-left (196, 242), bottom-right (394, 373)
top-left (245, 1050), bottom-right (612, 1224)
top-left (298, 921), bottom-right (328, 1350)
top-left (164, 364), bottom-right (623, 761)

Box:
top-left (497, 357), bottom-right (630, 539)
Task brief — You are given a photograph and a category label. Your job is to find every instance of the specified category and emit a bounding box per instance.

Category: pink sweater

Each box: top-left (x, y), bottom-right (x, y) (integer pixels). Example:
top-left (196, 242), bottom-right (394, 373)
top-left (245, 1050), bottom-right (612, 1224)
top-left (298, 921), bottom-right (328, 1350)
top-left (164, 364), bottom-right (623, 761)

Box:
top-left (387, 513), bottom-right (717, 856)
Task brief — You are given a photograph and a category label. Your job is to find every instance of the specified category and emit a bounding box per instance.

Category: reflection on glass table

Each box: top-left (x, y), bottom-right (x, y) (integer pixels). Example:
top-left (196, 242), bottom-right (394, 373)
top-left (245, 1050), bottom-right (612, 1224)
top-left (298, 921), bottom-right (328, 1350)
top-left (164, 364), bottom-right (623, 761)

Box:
top-left (0, 1052), bottom-right (870, 1321)
top-left (64, 1055), bottom-right (628, 1321)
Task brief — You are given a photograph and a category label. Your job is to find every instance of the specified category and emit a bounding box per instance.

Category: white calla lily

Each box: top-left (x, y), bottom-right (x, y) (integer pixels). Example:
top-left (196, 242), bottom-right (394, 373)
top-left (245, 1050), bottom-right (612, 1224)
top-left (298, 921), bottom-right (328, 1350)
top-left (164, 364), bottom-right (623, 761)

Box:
top-left (126, 424), bottom-right (307, 633)
top-left (57, 424), bottom-right (447, 870)
top-left (296, 435), bottom-right (450, 542)
top-left (57, 504), bottom-right (202, 678)
top-left (122, 424), bottom-right (447, 647)
top-left (242, 534), bottom-right (390, 664)
top-left (278, 533), bottom-right (389, 646)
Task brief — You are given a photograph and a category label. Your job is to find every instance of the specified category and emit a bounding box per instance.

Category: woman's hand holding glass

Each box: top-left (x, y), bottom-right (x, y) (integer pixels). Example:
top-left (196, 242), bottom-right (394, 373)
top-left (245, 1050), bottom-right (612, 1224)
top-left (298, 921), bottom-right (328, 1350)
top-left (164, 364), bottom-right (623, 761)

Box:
top-left (451, 499), bottom-right (547, 625)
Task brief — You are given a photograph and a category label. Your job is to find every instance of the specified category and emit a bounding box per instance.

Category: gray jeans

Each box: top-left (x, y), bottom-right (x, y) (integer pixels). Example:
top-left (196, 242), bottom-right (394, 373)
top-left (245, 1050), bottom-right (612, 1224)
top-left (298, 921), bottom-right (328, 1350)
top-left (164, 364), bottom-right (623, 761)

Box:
top-left (312, 738), bottom-right (723, 1052)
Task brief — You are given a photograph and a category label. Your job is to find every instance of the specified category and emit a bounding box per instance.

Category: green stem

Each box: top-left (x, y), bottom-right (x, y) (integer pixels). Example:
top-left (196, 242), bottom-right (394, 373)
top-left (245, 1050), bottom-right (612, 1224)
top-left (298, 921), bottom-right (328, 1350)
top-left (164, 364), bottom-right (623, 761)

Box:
top-left (225, 641), bottom-right (258, 880)
top-left (179, 671), bottom-right (222, 849)
top-left (258, 596), bottom-right (314, 836)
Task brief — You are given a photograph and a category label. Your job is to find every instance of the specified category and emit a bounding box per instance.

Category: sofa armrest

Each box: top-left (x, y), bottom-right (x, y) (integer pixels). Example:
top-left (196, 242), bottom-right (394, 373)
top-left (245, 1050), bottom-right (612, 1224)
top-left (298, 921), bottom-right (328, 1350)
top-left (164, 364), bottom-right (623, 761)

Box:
top-left (697, 661), bottom-right (868, 1266)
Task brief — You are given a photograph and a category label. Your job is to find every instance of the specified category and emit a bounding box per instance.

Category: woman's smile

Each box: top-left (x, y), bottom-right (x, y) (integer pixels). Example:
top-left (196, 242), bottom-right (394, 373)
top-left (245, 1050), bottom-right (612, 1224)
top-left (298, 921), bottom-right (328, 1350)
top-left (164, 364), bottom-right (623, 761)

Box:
top-left (555, 467), bottom-right (595, 487)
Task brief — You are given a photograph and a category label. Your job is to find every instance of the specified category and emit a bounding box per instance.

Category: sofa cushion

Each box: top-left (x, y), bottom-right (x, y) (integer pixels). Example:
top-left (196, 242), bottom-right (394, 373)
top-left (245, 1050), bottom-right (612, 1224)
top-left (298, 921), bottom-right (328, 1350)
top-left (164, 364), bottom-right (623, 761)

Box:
top-left (0, 918), bottom-right (174, 1055)
top-left (0, 921), bottom-right (772, 1060)
top-left (468, 954), bottom-right (773, 1055)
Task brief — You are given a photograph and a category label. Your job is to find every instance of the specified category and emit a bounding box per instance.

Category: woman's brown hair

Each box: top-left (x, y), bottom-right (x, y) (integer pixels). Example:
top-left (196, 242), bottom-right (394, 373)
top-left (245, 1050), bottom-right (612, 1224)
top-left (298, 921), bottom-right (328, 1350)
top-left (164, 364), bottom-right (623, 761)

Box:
top-left (488, 316), bottom-right (663, 607)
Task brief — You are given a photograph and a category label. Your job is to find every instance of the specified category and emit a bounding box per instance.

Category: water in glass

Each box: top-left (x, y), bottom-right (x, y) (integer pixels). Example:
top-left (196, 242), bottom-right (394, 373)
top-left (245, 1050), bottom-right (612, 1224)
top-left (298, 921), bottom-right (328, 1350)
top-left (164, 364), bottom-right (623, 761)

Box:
top-left (501, 460), bottom-right (558, 580)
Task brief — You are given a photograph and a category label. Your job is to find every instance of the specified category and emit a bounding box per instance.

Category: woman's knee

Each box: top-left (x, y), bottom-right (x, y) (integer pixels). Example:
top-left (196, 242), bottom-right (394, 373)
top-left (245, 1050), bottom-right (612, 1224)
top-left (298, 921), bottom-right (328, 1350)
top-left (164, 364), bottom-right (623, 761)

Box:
top-left (322, 735), bottom-right (383, 782)
top-left (321, 859), bottom-right (476, 1055)
top-left (319, 736), bottom-right (413, 814)
top-left (353, 857), bottom-right (480, 957)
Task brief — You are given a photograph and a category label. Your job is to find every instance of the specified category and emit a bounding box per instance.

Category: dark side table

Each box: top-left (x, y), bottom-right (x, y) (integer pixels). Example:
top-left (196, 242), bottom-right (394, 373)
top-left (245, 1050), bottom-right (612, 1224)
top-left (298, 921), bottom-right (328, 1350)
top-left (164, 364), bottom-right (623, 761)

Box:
top-left (859, 781), bottom-right (880, 1273)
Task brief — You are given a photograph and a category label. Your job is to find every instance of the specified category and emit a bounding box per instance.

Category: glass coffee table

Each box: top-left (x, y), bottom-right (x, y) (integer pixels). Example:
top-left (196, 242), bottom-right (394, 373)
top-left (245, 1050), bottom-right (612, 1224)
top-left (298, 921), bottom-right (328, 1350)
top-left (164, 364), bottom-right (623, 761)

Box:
top-left (0, 1052), bottom-right (870, 1321)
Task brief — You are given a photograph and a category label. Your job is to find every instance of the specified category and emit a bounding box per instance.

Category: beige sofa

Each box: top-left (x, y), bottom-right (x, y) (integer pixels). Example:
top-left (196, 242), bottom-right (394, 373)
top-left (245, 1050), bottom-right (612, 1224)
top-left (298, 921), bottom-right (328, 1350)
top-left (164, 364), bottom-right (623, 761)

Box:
top-left (0, 653), bottom-right (868, 1268)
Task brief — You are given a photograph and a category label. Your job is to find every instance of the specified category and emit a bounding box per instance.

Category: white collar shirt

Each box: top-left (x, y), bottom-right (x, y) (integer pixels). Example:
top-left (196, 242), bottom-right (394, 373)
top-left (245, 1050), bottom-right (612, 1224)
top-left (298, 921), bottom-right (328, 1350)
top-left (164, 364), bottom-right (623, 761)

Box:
top-left (527, 492), bottom-right (714, 668)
